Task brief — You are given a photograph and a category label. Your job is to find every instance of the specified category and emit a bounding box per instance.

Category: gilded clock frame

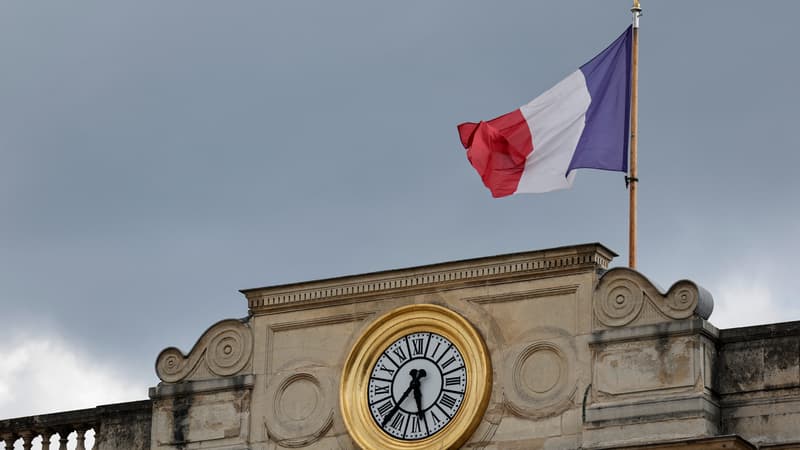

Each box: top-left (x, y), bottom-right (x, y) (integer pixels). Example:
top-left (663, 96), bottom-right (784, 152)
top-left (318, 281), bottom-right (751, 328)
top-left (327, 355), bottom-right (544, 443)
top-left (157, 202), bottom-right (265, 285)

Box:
top-left (340, 304), bottom-right (492, 450)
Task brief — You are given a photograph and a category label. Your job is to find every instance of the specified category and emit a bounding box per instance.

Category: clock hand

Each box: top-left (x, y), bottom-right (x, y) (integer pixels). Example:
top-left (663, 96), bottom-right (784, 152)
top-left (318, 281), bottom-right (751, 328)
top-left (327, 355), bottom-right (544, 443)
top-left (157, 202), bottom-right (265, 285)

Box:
top-left (382, 369), bottom-right (422, 427)
top-left (382, 386), bottom-right (412, 427)
top-left (413, 369), bottom-right (426, 419)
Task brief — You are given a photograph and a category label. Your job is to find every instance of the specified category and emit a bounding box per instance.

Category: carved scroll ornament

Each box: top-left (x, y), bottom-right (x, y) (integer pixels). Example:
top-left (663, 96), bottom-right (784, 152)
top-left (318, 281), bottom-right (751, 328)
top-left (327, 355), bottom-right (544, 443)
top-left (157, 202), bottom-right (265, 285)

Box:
top-left (594, 268), bottom-right (713, 329)
top-left (155, 318), bottom-right (253, 383)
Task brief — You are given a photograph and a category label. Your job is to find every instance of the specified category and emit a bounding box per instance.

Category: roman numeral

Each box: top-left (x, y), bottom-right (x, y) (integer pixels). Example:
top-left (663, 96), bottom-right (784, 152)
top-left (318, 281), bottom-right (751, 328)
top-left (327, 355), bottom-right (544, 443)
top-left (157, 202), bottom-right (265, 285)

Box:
top-left (390, 411), bottom-right (405, 429)
top-left (377, 399), bottom-right (394, 416)
top-left (441, 356), bottom-right (456, 369)
top-left (378, 363), bottom-right (395, 377)
top-left (440, 393), bottom-right (457, 410)
top-left (374, 384), bottom-right (390, 395)
top-left (442, 365), bottom-right (464, 376)
top-left (445, 376), bottom-right (461, 387)
top-left (410, 415), bottom-right (420, 433)
top-left (392, 347), bottom-right (408, 362)
top-left (411, 338), bottom-right (424, 356)
top-left (429, 342), bottom-right (441, 359)
top-left (430, 409), bottom-right (442, 425)
top-left (435, 343), bottom-right (454, 364)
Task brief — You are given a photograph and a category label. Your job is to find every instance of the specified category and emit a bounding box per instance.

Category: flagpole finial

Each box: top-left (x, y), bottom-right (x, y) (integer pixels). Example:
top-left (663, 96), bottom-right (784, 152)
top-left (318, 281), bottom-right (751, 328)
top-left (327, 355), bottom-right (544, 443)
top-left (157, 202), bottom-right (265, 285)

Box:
top-left (631, 0), bottom-right (642, 28)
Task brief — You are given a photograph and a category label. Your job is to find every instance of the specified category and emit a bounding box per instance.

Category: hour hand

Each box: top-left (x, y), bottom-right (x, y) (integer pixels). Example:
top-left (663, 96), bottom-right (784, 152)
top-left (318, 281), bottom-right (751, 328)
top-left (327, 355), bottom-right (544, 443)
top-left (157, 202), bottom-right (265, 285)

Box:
top-left (413, 369), bottom-right (426, 418)
top-left (413, 384), bottom-right (423, 418)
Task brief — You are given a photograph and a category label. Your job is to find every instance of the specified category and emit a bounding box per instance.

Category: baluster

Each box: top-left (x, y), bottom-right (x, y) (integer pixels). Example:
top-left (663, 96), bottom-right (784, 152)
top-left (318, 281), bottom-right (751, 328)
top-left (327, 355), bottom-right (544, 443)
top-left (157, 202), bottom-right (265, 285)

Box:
top-left (90, 423), bottom-right (100, 450)
top-left (41, 430), bottom-right (53, 450)
top-left (57, 429), bottom-right (71, 450)
top-left (1, 434), bottom-right (17, 450)
top-left (75, 428), bottom-right (86, 450)
top-left (19, 431), bottom-right (34, 450)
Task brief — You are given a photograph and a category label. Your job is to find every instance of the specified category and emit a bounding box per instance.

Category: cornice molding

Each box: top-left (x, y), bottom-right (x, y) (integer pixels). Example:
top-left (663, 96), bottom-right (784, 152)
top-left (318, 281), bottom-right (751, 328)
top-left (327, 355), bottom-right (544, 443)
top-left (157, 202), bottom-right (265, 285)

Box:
top-left (242, 243), bottom-right (615, 315)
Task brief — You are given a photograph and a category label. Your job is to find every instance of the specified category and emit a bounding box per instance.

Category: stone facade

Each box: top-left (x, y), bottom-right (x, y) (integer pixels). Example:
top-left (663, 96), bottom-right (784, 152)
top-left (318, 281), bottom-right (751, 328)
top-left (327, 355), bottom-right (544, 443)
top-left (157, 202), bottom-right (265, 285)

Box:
top-left (2, 243), bottom-right (800, 449)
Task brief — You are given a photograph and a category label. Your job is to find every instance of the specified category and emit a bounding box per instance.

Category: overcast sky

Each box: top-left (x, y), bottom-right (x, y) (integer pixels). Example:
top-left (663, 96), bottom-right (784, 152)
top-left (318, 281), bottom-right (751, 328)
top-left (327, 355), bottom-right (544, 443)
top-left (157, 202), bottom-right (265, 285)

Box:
top-left (2, 0), bottom-right (799, 419)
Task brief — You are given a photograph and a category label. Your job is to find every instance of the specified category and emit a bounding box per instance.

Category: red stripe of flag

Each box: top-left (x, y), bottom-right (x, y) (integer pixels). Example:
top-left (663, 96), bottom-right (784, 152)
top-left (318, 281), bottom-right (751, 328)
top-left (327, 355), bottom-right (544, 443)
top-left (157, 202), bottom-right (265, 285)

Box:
top-left (457, 109), bottom-right (534, 198)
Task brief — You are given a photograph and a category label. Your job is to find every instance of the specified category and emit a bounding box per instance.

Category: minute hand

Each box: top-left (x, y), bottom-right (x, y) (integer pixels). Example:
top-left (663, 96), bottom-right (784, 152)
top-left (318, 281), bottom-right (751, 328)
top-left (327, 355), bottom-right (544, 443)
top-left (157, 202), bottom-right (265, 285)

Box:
top-left (382, 384), bottom-right (414, 427)
top-left (413, 384), bottom-right (424, 418)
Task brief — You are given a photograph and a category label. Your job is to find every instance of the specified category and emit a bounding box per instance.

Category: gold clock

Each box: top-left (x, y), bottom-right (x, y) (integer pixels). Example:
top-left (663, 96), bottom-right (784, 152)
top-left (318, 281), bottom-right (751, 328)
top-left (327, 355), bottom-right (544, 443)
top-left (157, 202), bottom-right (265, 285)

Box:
top-left (340, 304), bottom-right (492, 449)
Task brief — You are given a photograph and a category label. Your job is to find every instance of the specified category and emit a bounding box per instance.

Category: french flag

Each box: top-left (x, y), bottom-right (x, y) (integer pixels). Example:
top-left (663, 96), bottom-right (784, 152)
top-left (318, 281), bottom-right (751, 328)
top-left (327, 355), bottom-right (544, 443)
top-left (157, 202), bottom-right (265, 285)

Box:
top-left (457, 27), bottom-right (632, 197)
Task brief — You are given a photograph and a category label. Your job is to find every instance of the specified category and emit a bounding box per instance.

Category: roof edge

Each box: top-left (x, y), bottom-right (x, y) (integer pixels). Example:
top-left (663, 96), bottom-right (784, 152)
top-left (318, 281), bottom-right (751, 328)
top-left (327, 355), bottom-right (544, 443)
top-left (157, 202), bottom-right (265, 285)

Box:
top-left (241, 242), bottom-right (617, 314)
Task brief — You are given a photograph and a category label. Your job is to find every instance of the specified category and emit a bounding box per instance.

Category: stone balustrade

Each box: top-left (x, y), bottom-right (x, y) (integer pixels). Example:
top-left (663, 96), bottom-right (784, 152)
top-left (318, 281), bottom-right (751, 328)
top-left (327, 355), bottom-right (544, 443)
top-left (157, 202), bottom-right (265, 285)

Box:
top-left (0, 401), bottom-right (151, 450)
top-left (0, 406), bottom-right (97, 450)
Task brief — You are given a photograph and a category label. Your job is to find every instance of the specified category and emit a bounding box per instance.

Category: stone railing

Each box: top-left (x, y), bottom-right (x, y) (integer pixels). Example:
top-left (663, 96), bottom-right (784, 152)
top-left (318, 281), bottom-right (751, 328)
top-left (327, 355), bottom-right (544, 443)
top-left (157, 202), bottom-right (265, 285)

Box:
top-left (0, 400), bottom-right (151, 450)
top-left (0, 406), bottom-right (98, 450)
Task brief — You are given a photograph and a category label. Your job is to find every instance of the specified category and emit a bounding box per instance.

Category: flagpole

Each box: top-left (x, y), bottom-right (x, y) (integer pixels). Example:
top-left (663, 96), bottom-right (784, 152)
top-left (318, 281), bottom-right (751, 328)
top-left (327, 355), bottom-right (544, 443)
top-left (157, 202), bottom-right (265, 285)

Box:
top-left (628, 0), bottom-right (641, 269)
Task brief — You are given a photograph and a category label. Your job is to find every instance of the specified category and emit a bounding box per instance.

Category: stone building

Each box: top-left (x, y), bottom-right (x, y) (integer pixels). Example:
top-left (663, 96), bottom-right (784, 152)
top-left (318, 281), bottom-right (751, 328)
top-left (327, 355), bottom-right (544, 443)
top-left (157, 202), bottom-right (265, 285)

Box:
top-left (2, 243), bottom-right (800, 449)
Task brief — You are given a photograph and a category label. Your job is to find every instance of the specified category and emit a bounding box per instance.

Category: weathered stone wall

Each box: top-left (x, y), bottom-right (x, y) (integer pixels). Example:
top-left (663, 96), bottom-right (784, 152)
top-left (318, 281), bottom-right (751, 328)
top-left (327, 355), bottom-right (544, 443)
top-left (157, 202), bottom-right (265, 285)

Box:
top-left (718, 322), bottom-right (800, 446)
top-left (149, 376), bottom-right (253, 449)
top-left (95, 401), bottom-right (152, 450)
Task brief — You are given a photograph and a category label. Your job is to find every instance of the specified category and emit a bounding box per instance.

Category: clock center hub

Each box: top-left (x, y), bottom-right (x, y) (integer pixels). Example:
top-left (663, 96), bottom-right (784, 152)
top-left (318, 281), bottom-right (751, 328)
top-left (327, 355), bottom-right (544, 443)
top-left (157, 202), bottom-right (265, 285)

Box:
top-left (392, 358), bottom-right (443, 412)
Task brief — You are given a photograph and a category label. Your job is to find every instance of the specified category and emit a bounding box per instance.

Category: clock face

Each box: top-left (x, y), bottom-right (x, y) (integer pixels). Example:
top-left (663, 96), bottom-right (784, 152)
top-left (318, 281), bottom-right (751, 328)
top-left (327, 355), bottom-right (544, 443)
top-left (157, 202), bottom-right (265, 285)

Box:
top-left (367, 332), bottom-right (467, 440)
top-left (340, 304), bottom-right (492, 450)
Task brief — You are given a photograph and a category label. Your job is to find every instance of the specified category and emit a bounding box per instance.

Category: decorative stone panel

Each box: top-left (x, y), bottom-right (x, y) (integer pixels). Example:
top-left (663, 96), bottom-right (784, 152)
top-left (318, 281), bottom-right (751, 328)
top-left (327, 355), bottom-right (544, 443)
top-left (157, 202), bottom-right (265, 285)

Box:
top-left (593, 335), bottom-right (697, 399)
top-left (584, 319), bottom-right (721, 447)
top-left (263, 361), bottom-right (336, 448)
top-left (501, 327), bottom-right (578, 419)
